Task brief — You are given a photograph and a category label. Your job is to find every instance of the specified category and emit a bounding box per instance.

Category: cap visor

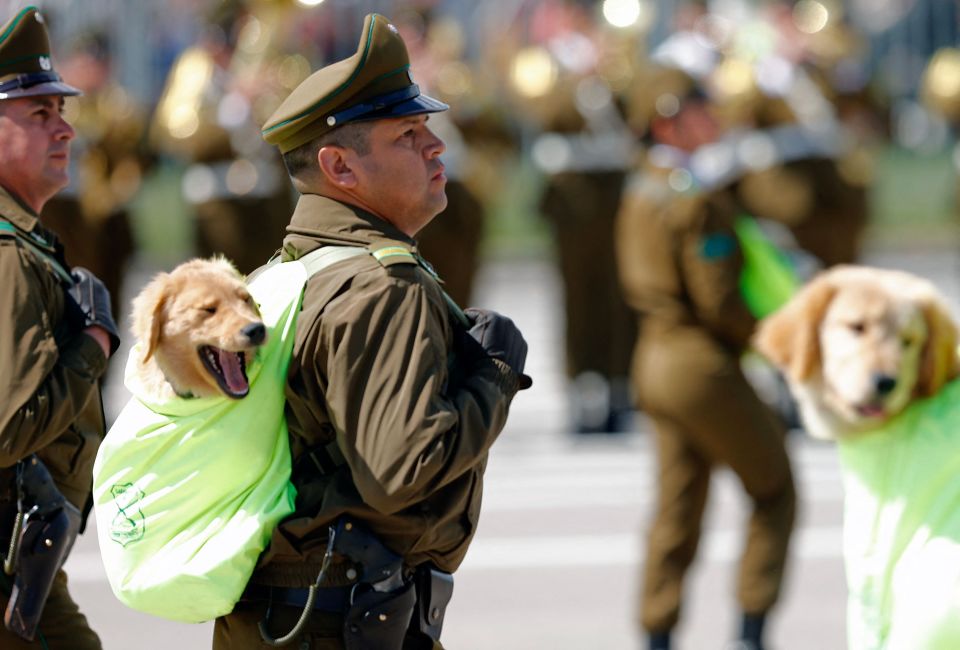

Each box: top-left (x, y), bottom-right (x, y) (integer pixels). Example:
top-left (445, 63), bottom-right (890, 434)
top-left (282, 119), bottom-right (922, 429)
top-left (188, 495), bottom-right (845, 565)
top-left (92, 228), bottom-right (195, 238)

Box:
top-left (1, 80), bottom-right (82, 99)
top-left (358, 93), bottom-right (449, 121)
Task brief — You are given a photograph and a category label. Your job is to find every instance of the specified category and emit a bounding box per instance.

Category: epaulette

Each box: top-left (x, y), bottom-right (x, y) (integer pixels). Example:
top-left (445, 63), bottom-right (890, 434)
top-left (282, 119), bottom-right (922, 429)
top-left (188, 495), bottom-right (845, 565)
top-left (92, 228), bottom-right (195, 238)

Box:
top-left (369, 244), bottom-right (417, 267)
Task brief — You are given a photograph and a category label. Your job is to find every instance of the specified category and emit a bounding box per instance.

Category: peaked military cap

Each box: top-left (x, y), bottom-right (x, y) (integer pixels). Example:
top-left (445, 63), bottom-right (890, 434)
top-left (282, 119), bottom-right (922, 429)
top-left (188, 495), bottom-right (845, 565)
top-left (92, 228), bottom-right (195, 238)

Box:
top-left (262, 13), bottom-right (447, 153)
top-left (0, 6), bottom-right (80, 100)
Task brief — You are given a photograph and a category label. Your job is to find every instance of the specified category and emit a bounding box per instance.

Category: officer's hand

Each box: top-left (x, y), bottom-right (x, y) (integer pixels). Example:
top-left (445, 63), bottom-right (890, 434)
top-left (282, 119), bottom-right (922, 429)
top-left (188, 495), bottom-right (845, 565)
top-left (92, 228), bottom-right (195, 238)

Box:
top-left (68, 268), bottom-right (121, 356)
top-left (464, 308), bottom-right (532, 389)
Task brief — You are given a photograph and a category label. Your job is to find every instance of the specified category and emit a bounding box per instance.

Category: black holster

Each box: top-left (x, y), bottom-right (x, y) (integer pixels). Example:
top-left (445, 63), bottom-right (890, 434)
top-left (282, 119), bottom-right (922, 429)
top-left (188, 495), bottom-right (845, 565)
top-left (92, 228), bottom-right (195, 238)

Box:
top-left (335, 518), bottom-right (416, 650)
top-left (3, 456), bottom-right (81, 641)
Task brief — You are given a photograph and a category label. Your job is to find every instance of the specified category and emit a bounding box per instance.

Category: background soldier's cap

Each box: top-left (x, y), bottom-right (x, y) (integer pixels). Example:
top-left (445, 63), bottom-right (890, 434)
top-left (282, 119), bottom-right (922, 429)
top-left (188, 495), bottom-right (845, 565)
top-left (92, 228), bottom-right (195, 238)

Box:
top-left (262, 13), bottom-right (448, 153)
top-left (0, 6), bottom-right (80, 100)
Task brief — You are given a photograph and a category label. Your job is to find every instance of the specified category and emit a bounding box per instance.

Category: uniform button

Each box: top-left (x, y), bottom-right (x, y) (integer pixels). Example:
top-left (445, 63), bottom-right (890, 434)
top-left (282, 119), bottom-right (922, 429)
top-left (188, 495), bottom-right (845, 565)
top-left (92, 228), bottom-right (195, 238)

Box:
top-left (349, 624), bottom-right (359, 634)
top-left (346, 568), bottom-right (358, 581)
top-left (431, 607), bottom-right (441, 621)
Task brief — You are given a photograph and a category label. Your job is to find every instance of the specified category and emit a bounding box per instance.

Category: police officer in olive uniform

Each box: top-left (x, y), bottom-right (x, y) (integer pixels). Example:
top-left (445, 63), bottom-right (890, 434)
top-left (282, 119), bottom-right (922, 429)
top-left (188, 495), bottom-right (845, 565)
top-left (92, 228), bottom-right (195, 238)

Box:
top-left (214, 14), bottom-right (529, 649)
top-left (616, 59), bottom-right (796, 650)
top-left (41, 32), bottom-right (148, 322)
top-left (151, 0), bottom-right (291, 275)
top-left (0, 7), bottom-right (120, 649)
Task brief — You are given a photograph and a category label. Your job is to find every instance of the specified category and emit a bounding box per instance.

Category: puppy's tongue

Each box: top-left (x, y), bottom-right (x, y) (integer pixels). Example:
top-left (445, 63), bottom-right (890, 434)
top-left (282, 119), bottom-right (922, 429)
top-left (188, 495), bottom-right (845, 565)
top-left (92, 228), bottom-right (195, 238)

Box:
top-left (218, 349), bottom-right (249, 394)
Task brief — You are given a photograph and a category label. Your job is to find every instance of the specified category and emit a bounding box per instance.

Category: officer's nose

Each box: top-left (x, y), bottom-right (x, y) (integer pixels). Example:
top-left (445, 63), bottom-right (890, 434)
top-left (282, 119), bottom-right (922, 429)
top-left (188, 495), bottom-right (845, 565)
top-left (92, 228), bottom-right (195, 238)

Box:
top-left (425, 127), bottom-right (445, 158)
top-left (55, 114), bottom-right (75, 141)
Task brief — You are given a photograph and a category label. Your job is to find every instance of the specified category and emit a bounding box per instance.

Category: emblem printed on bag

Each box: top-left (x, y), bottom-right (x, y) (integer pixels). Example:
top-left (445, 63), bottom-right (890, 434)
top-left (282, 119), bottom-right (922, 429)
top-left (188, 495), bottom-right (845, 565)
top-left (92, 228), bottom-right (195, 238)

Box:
top-left (109, 483), bottom-right (146, 546)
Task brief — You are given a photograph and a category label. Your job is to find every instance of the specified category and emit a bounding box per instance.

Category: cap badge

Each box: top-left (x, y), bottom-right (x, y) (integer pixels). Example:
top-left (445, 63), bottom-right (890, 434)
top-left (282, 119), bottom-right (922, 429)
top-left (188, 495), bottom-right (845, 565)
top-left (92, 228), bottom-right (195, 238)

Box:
top-left (387, 23), bottom-right (398, 34)
top-left (38, 56), bottom-right (51, 71)
top-left (35, 12), bottom-right (44, 24)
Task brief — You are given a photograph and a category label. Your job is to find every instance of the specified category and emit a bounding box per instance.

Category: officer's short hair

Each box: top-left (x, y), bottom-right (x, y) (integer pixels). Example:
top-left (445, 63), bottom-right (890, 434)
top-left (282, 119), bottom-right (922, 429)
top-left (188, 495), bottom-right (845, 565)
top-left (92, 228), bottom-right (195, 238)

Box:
top-left (282, 121), bottom-right (373, 181)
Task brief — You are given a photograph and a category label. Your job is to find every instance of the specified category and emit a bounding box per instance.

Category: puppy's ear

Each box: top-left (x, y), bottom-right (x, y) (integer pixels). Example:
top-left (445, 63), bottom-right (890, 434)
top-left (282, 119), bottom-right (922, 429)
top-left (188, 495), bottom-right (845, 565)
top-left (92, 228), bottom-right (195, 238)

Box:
top-left (917, 293), bottom-right (960, 396)
top-left (131, 273), bottom-right (169, 362)
top-left (753, 272), bottom-right (837, 381)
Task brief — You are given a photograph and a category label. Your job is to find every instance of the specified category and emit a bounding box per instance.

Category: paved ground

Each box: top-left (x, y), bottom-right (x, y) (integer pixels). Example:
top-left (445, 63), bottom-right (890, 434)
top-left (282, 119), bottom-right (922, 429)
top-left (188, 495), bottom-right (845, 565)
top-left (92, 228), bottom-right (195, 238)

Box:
top-left (63, 243), bottom-right (960, 649)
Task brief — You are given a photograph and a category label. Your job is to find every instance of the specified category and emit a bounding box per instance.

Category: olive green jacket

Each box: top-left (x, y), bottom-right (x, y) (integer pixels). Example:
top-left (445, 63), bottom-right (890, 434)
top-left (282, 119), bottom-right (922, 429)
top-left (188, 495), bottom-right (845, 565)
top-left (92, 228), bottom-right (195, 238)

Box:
top-left (252, 194), bottom-right (519, 587)
top-left (616, 174), bottom-right (756, 352)
top-left (0, 185), bottom-right (108, 511)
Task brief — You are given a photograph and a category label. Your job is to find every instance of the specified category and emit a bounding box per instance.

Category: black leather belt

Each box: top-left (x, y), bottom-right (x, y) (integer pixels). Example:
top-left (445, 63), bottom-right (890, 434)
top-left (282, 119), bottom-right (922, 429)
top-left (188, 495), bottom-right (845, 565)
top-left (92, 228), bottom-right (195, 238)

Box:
top-left (241, 583), bottom-right (352, 613)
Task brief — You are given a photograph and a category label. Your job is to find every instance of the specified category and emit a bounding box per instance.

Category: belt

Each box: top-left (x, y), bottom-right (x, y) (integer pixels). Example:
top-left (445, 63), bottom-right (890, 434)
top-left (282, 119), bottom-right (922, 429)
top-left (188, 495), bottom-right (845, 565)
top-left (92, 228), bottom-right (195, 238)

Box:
top-left (241, 583), bottom-right (352, 613)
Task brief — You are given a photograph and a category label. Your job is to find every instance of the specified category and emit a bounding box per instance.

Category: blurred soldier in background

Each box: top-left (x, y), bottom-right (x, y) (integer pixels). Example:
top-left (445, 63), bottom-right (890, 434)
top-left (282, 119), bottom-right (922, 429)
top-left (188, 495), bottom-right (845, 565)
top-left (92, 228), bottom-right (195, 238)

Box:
top-left (513, 0), bottom-right (638, 434)
top-left (150, 0), bottom-right (294, 274)
top-left (616, 37), bottom-right (796, 650)
top-left (921, 46), bottom-right (960, 211)
top-left (717, 2), bottom-right (873, 269)
top-left (40, 31), bottom-right (149, 322)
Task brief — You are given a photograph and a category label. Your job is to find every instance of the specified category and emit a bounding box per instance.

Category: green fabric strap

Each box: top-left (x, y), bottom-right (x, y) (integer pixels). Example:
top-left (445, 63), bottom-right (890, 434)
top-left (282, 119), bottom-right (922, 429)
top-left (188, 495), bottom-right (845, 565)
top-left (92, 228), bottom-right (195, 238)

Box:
top-left (733, 215), bottom-right (800, 319)
top-left (298, 245), bottom-right (368, 277)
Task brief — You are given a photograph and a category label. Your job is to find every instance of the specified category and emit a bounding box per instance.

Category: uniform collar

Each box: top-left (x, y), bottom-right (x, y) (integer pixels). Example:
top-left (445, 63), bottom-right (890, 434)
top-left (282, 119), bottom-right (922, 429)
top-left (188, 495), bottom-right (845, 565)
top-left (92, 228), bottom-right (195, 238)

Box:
top-left (283, 193), bottom-right (420, 258)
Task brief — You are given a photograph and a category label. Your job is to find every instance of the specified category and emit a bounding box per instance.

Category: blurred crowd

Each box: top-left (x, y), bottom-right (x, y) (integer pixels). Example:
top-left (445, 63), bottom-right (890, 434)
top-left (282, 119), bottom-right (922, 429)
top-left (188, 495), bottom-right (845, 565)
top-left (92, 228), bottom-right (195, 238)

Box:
top-left (29, 0), bottom-right (960, 436)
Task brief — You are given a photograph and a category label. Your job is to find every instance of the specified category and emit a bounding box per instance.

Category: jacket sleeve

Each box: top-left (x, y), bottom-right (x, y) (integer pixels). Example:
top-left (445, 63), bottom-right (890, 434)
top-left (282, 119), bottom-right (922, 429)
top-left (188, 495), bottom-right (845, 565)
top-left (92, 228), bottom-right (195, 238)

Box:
top-left (319, 275), bottom-right (517, 515)
top-left (676, 197), bottom-right (757, 349)
top-left (0, 243), bottom-right (107, 467)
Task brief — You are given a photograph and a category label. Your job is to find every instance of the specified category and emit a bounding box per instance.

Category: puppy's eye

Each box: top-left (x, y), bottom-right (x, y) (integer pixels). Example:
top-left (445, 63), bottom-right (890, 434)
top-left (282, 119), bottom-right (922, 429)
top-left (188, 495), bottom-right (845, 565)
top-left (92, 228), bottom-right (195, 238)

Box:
top-left (848, 321), bottom-right (866, 335)
top-left (201, 306), bottom-right (217, 315)
top-left (901, 335), bottom-right (916, 348)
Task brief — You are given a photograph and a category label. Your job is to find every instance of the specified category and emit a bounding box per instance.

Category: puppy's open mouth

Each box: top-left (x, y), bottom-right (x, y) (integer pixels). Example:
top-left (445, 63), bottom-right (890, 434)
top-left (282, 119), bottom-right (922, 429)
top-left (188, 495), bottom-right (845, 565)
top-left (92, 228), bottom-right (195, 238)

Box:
top-left (855, 403), bottom-right (887, 419)
top-left (199, 346), bottom-right (250, 399)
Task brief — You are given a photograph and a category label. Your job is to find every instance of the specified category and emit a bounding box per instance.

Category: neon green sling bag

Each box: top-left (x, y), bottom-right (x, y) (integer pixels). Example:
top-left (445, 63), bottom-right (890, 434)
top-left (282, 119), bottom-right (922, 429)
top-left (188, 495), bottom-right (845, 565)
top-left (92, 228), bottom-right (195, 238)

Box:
top-left (93, 247), bottom-right (366, 623)
top-left (733, 215), bottom-right (801, 319)
top-left (839, 379), bottom-right (960, 650)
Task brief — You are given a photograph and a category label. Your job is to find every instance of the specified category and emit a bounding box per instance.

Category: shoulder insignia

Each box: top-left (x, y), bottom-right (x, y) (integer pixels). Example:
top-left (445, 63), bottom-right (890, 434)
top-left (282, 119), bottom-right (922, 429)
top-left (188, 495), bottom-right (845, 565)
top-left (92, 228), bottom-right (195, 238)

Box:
top-left (370, 244), bottom-right (417, 267)
top-left (699, 232), bottom-right (737, 260)
top-left (0, 221), bottom-right (16, 237)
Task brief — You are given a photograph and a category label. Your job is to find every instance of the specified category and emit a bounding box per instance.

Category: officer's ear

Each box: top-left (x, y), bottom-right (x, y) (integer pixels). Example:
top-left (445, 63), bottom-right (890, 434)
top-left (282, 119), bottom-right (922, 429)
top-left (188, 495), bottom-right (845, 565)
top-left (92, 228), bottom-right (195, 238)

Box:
top-left (131, 272), bottom-right (170, 362)
top-left (317, 146), bottom-right (358, 189)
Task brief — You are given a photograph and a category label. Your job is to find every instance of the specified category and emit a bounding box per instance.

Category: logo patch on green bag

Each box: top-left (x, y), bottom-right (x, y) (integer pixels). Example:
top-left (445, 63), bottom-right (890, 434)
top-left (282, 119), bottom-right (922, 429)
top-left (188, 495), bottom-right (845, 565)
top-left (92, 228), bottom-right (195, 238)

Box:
top-left (109, 483), bottom-right (146, 547)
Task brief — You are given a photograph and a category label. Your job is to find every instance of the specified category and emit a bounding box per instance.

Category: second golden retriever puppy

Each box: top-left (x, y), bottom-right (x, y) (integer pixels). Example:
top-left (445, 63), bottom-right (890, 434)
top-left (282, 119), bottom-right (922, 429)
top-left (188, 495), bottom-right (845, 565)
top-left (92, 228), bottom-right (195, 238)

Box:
top-left (754, 264), bottom-right (959, 440)
top-left (130, 257), bottom-right (266, 401)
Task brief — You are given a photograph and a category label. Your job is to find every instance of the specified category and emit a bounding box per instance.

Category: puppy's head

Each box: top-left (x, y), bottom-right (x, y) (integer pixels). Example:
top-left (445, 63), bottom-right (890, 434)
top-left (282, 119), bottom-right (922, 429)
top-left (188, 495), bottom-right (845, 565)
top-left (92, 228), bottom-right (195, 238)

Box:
top-left (131, 257), bottom-right (266, 399)
top-left (754, 265), bottom-right (959, 439)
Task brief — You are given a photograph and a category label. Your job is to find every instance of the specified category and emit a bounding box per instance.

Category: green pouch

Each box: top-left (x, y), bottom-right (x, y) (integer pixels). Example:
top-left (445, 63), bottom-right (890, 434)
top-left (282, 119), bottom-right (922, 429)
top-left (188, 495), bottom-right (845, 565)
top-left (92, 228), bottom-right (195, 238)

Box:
top-left (92, 260), bottom-right (308, 623)
top-left (838, 379), bottom-right (960, 649)
top-left (733, 215), bottom-right (800, 319)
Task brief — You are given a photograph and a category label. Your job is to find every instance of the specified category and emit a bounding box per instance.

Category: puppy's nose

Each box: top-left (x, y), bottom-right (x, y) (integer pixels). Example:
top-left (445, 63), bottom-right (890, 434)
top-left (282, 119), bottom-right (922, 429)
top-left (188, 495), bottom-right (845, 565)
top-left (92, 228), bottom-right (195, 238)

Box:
top-left (874, 374), bottom-right (897, 396)
top-left (242, 322), bottom-right (266, 345)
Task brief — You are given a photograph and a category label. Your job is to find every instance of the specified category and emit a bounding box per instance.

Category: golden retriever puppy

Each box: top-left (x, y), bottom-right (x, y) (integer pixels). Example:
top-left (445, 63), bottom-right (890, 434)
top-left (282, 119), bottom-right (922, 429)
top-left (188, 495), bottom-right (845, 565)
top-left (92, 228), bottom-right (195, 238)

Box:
top-left (754, 265), bottom-right (959, 440)
top-left (130, 257), bottom-right (266, 401)
top-left (756, 269), bottom-right (960, 647)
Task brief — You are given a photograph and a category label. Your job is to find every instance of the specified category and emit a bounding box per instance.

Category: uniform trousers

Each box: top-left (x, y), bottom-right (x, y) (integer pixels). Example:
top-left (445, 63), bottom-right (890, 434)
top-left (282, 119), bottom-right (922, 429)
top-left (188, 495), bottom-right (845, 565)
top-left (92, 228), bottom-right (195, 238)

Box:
top-left (635, 329), bottom-right (796, 632)
top-left (0, 569), bottom-right (101, 649)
